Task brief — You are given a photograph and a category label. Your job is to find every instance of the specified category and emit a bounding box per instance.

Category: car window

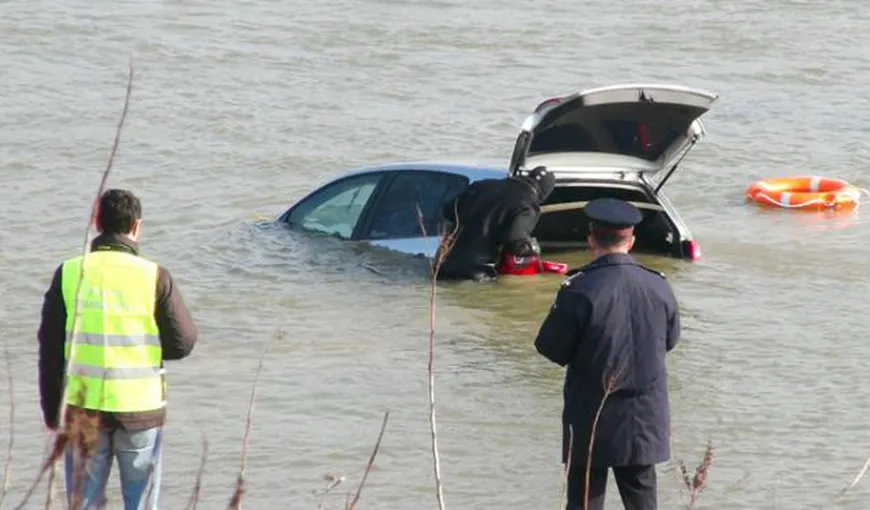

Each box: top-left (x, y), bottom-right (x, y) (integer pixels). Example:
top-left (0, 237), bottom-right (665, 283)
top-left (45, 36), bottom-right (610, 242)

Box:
top-left (365, 171), bottom-right (468, 240)
top-left (285, 173), bottom-right (383, 239)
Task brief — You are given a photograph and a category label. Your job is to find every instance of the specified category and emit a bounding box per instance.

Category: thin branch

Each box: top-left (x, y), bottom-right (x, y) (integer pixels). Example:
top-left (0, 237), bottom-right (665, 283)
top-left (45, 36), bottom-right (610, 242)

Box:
top-left (11, 434), bottom-right (68, 510)
top-left (141, 427), bottom-right (164, 510)
top-left (416, 201), bottom-right (459, 510)
top-left (316, 473), bottom-right (344, 510)
top-left (57, 56), bottom-right (135, 433)
top-left (0, 347), bottom-right (14, 510)
top-left (685, 440), bottom-right (714, 509)
top-left (44, 464), bottom-right (57, 510)
top-left (185, 432), bottom-right (209, 510)
top-left (841, 448), bottom-right (870, 494)
top-left (583, 375), bottom-right (618, 509)
top-left (227, 329), bottom-right (280, 510)
top-left (346, 411), bottom-right (390, 510)
top-left (559, 424), bottom-right (573, 510)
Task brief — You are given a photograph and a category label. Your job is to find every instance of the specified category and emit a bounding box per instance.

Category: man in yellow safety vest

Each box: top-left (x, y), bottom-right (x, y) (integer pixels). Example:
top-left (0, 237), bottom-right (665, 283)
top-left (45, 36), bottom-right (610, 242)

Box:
top-left (38, 188), bottom-right (198, 510)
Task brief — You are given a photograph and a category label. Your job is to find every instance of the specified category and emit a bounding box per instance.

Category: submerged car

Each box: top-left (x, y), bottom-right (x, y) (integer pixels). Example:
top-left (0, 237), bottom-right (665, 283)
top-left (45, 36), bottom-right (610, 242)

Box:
top-left (277, 83), bottom-right (719, 261)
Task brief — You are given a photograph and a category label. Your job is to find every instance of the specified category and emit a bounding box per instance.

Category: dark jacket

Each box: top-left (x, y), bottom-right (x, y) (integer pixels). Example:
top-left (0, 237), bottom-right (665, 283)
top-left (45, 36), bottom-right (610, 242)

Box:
top-left (37, 233), bottom-right (198, 431)
top-left (534, 253), bottom-right (681, 467)
top-left (438, 176), bottom-right (543, 279)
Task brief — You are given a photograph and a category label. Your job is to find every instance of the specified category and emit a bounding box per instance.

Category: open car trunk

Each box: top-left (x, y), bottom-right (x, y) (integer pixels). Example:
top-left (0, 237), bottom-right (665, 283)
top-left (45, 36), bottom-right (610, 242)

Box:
top-left (533, 181), bottom-right (681, 257)
top-left (509, 84), bottom-right (719, 189)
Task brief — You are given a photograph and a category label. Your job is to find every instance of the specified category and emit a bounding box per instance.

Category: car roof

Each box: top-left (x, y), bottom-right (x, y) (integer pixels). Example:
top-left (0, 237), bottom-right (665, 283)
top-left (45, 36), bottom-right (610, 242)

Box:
top-left (332, 160), bottom-right (511, 184)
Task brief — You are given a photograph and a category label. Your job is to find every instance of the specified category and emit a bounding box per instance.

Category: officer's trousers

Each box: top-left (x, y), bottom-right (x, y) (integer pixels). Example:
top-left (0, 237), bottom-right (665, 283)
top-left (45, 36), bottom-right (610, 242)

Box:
top-left (565, 463), bottom-right (657, 510)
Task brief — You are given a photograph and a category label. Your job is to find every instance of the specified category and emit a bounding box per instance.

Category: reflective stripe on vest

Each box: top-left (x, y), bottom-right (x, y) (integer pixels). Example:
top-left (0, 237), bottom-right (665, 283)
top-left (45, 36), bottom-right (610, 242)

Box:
top-left (60, 250), bottom-right (165, 413)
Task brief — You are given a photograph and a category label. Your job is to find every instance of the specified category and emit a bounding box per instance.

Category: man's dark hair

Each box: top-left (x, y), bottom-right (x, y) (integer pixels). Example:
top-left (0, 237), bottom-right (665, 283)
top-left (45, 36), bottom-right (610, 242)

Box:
top-left (97, 189), bottom-right (142, 234)
top-left (589, 225), bottom-right (632, 250)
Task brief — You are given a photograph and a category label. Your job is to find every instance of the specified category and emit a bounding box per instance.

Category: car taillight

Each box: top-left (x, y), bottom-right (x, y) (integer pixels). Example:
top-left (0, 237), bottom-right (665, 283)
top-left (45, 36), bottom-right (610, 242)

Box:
top-left (686, 240), bottom-right (701, 261)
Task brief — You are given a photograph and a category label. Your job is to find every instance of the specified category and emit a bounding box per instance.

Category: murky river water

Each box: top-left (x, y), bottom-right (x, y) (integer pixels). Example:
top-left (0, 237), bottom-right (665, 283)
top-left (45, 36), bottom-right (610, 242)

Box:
top-left (3, 1), bottom-right (870, 508)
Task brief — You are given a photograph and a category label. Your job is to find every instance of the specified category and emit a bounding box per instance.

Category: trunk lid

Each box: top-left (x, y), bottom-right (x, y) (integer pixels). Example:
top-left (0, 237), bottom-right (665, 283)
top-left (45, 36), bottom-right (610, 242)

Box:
top-left (508, 84), bottom-right (718, 185)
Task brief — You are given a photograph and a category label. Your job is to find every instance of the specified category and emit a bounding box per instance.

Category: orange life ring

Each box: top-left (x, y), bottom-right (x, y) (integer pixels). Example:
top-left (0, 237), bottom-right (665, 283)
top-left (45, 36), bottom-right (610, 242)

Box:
top-left (745, 176), bottom-right (864, 210)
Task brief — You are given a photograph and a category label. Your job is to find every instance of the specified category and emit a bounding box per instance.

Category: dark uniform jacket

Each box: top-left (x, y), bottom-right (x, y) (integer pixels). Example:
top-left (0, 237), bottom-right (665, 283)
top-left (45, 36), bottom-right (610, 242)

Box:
top-left (534, 253), bottom-right (681, 467)
top-left (438, 176), bottom-right (542, 279)
top-left (37, 233), bottom-right (198, 431)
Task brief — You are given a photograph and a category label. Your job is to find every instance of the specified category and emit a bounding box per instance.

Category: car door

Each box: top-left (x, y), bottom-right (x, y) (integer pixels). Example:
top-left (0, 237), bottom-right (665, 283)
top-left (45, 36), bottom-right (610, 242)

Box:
top-left (282, 171), bottom-right (387, 240)
top-left (359, 170), bottom-right (470, 258)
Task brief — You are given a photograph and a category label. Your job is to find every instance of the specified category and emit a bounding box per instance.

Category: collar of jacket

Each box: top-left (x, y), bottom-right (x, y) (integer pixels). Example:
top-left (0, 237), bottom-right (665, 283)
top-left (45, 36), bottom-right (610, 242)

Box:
top-left (586, 252), bottom-right (636, 269)
top-left (90, 232), bottom-right (140, 256)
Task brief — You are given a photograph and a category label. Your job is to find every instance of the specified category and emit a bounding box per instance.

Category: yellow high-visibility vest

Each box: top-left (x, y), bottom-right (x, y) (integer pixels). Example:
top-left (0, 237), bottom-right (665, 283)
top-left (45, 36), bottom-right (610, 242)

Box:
top-left (60, 249), bottom-right (165, 413)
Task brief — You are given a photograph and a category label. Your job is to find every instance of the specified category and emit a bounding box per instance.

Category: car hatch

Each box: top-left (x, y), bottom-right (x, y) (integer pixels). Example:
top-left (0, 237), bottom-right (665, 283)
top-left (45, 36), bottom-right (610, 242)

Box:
top-left (508, 84), bottom-right (719, 190)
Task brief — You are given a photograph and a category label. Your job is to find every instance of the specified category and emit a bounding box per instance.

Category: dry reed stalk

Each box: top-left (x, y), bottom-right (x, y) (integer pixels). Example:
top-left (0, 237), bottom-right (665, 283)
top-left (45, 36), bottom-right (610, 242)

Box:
top-left (43, 465), bottom-right (56, 510)
top-left (227, 328), bottom-right (280, 510)
top-left (57, 57), bottom-right (134, 433)
top-left (841, 448), bottom-right (870, 494)
top-left (675, 439), bottom-right (714, 510)
top-left (416, 201), bottom-right (460, 510)
top-left (12, 433), bottom-right (68, 510)
top-left (316, 473), bottom-right (345, 510)
top-left (559, 424), bottom-right (573, 510)
top-left (184, 432), bottom-right (209, 510)
top-left (583, 374), bottom-right (619, 509)
top-left (345, 411), bottom-right (390, 510)
top-left (0, 348), bottom-right (14, 510)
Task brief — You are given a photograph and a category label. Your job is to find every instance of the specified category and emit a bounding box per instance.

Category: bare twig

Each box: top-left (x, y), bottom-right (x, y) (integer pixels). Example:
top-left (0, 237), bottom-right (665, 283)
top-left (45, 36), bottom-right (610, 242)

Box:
top-left (0, 348), bottom-right (14, 510)
top-left (141, 430), bottom-right (163, 510)
top-left (227, 329), bottom-right (280, 510)
top-left (44, 464), bottom-right (57, 510)
top-left (841, 448), bottom-right (870, 494)
top-left (559, 424), bottom-right (573, 510)
top-left (346, 411), bottom-right (390, 510)
top-left (184, 432), bottom-right (209, 510)
top-left (13, 433), bottom-right (68, 510)
top-left (57, 56), bottom-right (135, 433)
top-left (583, 374), bottom-right (619, 509)
top-left (316, 473), bottom-right (345, 510)
top-left (680, 439), bottom-right (714, 510)
top-left (416, 201), bottom-right (460, 510)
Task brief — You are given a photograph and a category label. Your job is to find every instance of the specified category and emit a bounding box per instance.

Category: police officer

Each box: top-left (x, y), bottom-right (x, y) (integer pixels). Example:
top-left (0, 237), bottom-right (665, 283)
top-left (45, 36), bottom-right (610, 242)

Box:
top-left (533, 198), bottom-right (681, 510)
top-left (437, 166), bottom-right (556, 281)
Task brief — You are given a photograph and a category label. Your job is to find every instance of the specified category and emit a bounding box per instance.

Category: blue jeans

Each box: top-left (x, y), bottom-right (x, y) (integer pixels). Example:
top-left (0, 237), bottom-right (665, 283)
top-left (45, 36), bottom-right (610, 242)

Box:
top-left (64, 426), bottom-right (163, 510)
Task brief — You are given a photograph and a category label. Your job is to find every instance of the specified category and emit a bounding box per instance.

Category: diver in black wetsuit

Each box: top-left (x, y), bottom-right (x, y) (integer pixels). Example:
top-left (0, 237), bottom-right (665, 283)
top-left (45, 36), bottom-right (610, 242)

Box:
top-left (438, 166), bottom-right (556, 281)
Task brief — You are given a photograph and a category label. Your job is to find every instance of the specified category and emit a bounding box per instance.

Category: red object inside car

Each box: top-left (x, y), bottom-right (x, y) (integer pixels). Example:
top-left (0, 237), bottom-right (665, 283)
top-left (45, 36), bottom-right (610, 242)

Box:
top-left (497, 253), bottom-right (568, 276)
